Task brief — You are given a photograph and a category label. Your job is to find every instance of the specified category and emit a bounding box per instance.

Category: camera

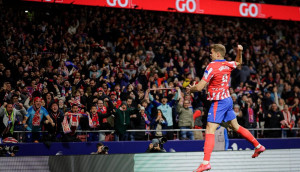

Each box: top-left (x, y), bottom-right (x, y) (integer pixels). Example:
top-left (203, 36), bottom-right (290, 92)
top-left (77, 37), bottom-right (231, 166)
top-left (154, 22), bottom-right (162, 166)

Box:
top-left (153, 137), bottom-right (167, 147)
top-left (0, 145), bottom-right (19, 156)
top-left (158, 137), bottom-right (167, 144)
top-left (95, 142), bottom-right (109, 154)
top-left (101, 146), bottom-right (109, 152)
top-left (146, 137), bottom-right (168, 153)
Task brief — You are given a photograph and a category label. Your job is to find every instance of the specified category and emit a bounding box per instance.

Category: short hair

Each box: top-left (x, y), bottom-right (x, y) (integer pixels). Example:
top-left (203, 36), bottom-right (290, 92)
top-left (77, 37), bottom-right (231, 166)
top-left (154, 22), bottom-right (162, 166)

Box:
top-left (97, 142), bottom-right (104, 148)
top-left (183, 100), bottom-right (190, 104)
top-left (211, 44), bottom-right (226, 57)
top-left (72, 104), bottom-right (79, 108)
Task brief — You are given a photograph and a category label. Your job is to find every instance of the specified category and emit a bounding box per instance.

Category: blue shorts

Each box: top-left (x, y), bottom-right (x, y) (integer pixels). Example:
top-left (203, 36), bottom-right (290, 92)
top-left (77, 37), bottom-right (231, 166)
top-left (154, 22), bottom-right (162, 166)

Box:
top-left (207, 97), bottom-right (236, 124)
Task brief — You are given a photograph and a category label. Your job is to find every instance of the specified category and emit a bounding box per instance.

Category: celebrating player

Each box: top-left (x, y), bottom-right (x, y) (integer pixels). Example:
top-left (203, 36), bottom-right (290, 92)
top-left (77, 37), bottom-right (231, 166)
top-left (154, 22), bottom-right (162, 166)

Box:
top-left (187, 44), bottom-right (265, 172)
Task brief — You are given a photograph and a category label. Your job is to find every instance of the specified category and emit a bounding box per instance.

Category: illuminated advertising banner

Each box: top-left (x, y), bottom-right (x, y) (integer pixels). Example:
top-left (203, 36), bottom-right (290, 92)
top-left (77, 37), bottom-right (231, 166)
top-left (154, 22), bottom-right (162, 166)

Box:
top-left (24, 0), bottom-right (300, 21)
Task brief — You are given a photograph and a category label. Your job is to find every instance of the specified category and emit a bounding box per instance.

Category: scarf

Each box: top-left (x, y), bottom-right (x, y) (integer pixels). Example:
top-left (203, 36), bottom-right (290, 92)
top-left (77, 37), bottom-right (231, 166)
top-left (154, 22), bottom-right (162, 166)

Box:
top-left (62, 112), bottom-right (81, 134)
top-left (61, 86), bottom-right (72, 97)
top-left (282, 110), bottom-right (294, 128)
top-left (89, 113), bottom-right (99, 128)
top-left (51, 112), bottom-right (60, 131)
top-left (70, 113), bottom-right (79, 127)
top-left (32, 106), bottom-right (41, 126)
top-left (98, 106), bottom-right (108, 123)
top-left (2, 109), bottom-right (14, 135)
top-left (61, 112), bottom-right (81, 134)
top-left (62, 116), bottom-right (71, 134)
top-left (142, 113), bottom-right (150, 135)
top-left (248, 107), bottom-right (254, 123)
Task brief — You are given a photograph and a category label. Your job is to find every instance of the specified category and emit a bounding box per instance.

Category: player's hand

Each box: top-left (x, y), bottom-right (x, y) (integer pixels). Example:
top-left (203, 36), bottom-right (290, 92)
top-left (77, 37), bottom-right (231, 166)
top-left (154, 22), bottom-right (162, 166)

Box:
top-left (186, 82), bottom-right (196, 94)
top-left (238, 45), bottom-right (243, 51)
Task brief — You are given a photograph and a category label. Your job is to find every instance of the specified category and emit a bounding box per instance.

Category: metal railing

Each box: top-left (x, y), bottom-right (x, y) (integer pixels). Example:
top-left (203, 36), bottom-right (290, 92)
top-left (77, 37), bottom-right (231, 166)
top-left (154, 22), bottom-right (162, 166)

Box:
top-left (11, 128), bottom-right (300, 142)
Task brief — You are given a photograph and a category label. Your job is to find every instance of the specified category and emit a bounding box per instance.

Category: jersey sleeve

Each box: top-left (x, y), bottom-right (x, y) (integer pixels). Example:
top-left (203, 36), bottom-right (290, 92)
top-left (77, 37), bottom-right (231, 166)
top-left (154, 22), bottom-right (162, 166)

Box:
top-left (227, 61), bottom-right (237, 69)
top-left (202, 64), bottom-right (214, 82)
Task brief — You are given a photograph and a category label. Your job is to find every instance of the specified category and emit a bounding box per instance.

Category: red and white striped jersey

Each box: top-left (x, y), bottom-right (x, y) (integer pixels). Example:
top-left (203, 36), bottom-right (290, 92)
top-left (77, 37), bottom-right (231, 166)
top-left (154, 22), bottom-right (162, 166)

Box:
top-left (202, 60), bottom-right (237, 100)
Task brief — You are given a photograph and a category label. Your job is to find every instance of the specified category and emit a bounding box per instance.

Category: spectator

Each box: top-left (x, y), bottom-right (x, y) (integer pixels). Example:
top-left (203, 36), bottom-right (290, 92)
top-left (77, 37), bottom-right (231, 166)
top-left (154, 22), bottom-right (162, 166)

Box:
top-left (44, 102), bottom-right (64, 142)
top-left (193, 109), bottom-right (204, 140)
top-left (113, 102), bottom-right (132, 141)
top-left (176, 100), bottom-right (194, 140)
top-left (86, 105), bottom-right (101, 141)
top-left (22, 97), bottom-right (54, 142)
top-left (281, 104), bottom-right (296, 137)
top-left (241, 97), bottom-right (257, 136)
top-left (126, 97), bottom-right (139, 141)
top-left (62, 104), bottom-right (83, 142)
top-left (151, 109), bottom-right (168, 138)
top-left (265, 103), bottom-right (284, 138)
top-left (96, 99), bottom-right (114, 141)
top-left (134, 106), bottom-right (151, 140)
top-left (254, 98), bottom-right (266, 137)
top-left (0, 102), bottom-right (26, 141)
top-left (149, 87), bottom-right (179, 140)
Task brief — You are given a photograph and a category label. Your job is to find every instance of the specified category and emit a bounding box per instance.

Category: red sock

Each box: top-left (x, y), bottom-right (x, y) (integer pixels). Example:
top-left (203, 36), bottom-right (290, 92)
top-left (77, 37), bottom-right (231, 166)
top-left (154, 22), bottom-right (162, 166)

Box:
top-left (237, 126), bottom-right (259, 147)
top-left (203, 134), bottom-right (215, 161)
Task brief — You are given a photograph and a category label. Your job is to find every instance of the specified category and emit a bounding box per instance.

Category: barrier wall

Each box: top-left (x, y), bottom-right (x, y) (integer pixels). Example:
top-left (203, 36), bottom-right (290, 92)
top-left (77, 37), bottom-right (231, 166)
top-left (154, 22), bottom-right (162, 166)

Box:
top-left (1, 149), bottom-right (300, 172)
top-left (4, 138), bottom-right (300, 156)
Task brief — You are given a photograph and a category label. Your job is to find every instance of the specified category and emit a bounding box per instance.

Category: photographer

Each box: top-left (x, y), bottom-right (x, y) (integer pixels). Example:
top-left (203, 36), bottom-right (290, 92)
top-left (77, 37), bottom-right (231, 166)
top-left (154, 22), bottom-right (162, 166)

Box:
top-left (145, 137), bottom-right (167, 153)
top-left (0, 145), bottom-right (19, 157)
top-left (91, 142), bottom-right (109, 155)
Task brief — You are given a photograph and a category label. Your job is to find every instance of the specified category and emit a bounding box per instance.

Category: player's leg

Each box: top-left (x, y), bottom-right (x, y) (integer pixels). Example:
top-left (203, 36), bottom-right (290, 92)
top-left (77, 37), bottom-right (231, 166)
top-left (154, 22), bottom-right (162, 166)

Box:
top-left (194, 100), bottom-right (223, 172)
top-left (194, 122), bottom-right (219, 172)
top-left (224, 97), bottom-right (265, 158)
top-left (203, 122), bottom-right (219, 162)
top-left (228, 118), bottom-right (265, 158)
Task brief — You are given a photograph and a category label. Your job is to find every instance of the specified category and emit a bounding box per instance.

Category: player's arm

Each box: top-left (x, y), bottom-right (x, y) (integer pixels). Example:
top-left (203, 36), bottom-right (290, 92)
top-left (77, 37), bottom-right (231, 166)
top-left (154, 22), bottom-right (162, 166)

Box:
top-left (235, 45), bottom-right (243, 66)
top-left (187, 80), bottom-right (208, 93)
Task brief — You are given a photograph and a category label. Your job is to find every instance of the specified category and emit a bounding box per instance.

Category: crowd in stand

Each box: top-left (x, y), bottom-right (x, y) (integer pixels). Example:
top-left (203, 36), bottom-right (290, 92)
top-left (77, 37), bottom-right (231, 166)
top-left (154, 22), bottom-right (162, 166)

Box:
top-left (0, 3), bottom-right (299, 143)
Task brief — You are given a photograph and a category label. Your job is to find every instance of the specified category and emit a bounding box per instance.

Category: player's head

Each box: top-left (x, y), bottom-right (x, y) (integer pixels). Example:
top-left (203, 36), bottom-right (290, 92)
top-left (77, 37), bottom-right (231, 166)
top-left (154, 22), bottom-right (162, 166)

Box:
top-left (210, 44), bottom-right (226, 60)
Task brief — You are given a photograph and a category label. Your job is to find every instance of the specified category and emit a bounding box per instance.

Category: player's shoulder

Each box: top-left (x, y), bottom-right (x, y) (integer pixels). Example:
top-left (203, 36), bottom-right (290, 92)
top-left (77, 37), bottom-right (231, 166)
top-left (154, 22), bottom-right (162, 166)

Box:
top-left (208, 61), bottom-right (223, 68)
top-left (226, 61), bottom-right (236, 65)
top-left (207, 61), bottom-right (217, 67)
